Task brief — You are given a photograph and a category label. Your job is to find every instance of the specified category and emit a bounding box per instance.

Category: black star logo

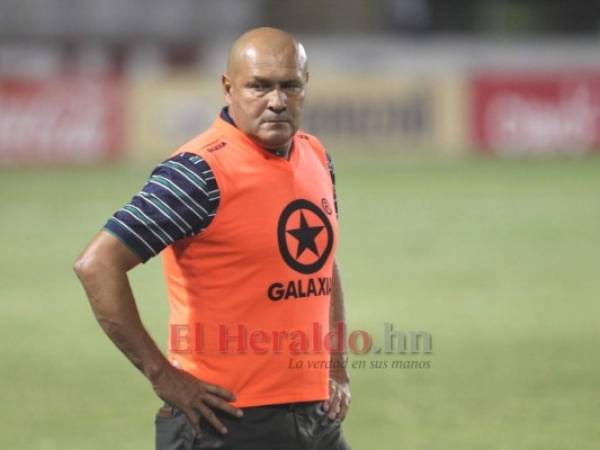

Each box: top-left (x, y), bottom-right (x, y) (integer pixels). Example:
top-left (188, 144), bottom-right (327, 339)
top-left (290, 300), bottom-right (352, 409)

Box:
top-left (286, 211), bottom-right (324, 259)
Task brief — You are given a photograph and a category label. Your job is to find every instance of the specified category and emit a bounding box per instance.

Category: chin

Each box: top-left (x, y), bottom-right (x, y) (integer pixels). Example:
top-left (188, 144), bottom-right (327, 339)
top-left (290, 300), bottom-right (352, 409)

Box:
top-left (258, 131), bottom-right (294, 150)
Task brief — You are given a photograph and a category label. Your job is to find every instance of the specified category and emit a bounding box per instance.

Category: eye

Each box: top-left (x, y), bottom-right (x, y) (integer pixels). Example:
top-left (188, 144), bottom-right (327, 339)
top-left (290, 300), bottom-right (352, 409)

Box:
top-left (247, 81), bottom-right (269, 91)
top-left (282, 82), bottom-right (302, 93)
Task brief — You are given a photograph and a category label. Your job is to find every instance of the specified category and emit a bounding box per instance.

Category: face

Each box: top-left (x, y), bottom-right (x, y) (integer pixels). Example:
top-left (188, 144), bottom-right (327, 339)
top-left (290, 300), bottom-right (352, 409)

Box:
top-left (223, 48), bottom-right (308, 151)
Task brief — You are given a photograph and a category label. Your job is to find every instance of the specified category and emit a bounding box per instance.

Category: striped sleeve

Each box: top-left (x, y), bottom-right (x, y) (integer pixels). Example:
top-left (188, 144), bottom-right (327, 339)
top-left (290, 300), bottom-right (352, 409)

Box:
top-left (326, 152), bottom-right (338, 217)
top-left (103, 152), bottom-right (220, 262)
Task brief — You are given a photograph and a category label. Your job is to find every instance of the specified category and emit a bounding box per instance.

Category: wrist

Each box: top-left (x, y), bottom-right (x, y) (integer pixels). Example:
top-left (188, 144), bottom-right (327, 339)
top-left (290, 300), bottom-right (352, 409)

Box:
top-left (329, 352), bottom-right (350, 383)
top-left (144, 357), bottom-right (174, 385)
top-left (331, 369), bottom-right (351, 384)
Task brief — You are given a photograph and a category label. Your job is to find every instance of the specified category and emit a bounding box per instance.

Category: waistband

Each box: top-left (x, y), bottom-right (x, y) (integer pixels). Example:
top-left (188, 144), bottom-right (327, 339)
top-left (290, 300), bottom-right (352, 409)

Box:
top-left (161, 400), bottom-right (323, 416)
top-left (258, 400), bottom-right (322, 411)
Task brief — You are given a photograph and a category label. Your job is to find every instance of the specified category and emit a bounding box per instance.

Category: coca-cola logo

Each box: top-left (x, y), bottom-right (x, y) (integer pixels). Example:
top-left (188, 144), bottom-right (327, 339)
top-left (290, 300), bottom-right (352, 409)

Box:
top-left (480, 80), bottom-right (600, 155)
top-left (0, 77), bottom-right (123, 163)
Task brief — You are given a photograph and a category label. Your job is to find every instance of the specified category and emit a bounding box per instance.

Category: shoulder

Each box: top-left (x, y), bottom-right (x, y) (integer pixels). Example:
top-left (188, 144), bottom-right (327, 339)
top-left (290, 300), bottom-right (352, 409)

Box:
top-left (146, 152), bottom-right (220, 212)
top-left (296, 130), bottom-right (326, 151)
top-left (170, 125), bottom-right (228, 160)
top-left (296, 130), bottom-right (328, 161)
top-left (103, 151), bottom-right (221, 263)
top-left (296, 130), bottom-right (330, 167)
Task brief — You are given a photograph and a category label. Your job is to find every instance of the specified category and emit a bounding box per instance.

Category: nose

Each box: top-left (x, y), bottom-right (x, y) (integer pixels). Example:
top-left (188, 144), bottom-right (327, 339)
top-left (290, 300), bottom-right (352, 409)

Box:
top-left (267, 88), bottom-right (287, 113)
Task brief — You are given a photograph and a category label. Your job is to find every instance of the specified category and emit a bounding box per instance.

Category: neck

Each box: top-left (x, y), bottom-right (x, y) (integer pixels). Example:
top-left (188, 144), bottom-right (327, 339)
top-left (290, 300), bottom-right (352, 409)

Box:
top-left (265, 141), bottom-right (292, 159)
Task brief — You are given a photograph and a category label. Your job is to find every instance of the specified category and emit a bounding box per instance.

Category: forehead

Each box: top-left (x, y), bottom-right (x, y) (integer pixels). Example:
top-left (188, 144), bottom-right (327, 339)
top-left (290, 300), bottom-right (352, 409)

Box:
top-left (237, 47), bottom-right (305, 80)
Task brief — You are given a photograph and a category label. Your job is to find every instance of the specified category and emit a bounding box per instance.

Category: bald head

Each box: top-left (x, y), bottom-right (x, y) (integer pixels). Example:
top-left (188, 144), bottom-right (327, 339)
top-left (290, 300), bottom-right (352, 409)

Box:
top-left (222, 28), bottom-right (309, 152)
top-left (226, 27), bottom-right (307, 77)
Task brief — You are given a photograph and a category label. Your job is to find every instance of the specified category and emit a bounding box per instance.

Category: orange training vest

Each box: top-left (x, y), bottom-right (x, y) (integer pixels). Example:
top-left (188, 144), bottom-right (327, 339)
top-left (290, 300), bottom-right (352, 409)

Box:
top-left (162, 114), bottom-right (338, 407)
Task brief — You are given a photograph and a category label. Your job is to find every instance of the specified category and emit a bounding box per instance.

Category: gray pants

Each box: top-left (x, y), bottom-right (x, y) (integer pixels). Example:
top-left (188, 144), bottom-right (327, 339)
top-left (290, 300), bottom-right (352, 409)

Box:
top-left (155, 401), bottom-right (352, 450)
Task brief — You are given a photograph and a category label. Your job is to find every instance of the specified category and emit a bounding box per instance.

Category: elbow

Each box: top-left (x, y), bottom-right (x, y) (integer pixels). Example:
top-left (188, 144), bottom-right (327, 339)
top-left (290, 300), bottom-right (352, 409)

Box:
top-left (73, 250), bottom-right (100, 282)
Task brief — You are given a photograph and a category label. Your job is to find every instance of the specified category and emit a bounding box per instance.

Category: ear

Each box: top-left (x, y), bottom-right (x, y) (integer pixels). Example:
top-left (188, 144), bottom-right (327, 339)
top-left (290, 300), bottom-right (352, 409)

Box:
top-left (222, 74), bottom-right (233, 105)
top-left (305, 71), bottom-right (310, 84)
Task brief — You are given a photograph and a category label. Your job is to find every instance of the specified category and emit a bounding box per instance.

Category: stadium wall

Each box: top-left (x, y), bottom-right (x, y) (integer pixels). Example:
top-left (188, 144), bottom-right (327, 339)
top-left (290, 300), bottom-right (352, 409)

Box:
top-left (1, 38), bottom-right (600, 165)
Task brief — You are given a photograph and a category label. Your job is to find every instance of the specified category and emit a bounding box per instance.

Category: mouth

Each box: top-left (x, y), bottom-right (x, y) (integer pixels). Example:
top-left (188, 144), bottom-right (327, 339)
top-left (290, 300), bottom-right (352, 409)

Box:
top-left (262, 119), bottom-right (290, 124)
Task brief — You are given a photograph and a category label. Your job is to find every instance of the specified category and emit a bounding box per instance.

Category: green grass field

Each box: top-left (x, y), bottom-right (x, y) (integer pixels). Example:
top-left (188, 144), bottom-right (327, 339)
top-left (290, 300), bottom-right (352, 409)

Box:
top-left (1, 154), bottom-right (599, 449)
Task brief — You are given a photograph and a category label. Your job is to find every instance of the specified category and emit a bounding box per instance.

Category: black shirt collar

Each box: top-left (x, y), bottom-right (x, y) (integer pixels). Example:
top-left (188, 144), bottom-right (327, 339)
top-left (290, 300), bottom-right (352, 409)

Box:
top-left (220, 106), bottom-right (236, 127)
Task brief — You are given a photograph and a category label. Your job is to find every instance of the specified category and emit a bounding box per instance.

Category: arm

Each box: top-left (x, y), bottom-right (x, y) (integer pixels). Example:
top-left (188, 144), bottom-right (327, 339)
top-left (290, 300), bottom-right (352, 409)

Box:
top-left (321, 152), bottom-right (351, 420)
top-left (74, 231), bottom-right (242, 436)
top-left (322, 259), bottom-right (352, 421)
top-left (74, 231), bottom-right (166, 381)
top-left (74, 153), bottom-right (244, 436)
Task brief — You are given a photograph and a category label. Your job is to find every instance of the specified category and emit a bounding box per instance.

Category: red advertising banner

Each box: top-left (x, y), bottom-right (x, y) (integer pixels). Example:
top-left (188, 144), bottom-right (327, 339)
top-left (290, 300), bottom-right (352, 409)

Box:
top-left (472, 72), bottom-right (600, 155)
top-left (0, 75), bottom-right (125, 165)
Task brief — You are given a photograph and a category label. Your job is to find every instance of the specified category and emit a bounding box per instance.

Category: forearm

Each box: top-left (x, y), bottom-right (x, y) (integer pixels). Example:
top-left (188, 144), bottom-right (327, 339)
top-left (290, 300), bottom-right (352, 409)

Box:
top-left (74, 235), bottom-right (170, 384)
top-left (329, 260), bottom-right (350, 382)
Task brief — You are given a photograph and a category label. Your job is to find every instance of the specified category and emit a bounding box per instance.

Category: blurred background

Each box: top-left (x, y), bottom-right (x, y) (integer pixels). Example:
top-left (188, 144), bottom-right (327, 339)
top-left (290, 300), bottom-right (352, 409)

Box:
top-left (1, 1), bottom-right (599, 449)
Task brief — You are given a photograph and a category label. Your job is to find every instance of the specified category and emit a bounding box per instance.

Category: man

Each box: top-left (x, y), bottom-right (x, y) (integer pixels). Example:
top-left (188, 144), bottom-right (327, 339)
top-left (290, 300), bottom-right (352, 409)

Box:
top-left (74, 27), bottom-right (352, 450)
